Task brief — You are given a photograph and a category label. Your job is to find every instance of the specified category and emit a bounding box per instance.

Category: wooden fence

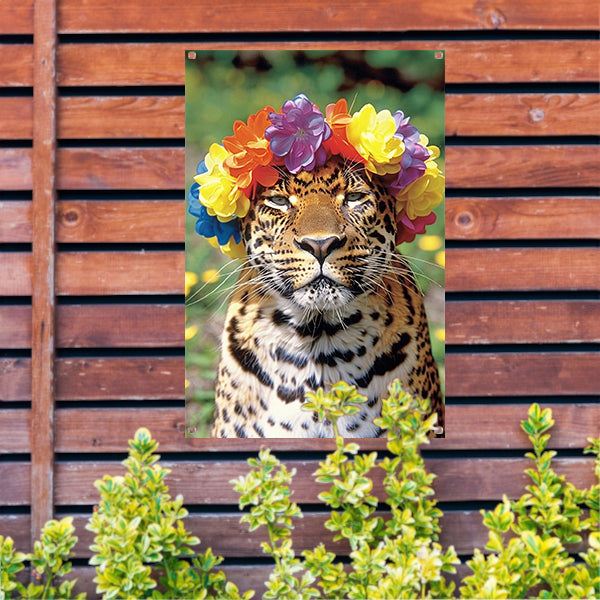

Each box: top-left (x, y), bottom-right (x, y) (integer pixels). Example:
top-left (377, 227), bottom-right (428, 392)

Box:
top-left (0, 0), bottom-right (598, 596)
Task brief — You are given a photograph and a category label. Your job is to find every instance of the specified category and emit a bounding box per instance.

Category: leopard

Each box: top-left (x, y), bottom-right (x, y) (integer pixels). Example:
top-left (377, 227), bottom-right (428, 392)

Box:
top-left (211, 155), bottom-right (444, 438)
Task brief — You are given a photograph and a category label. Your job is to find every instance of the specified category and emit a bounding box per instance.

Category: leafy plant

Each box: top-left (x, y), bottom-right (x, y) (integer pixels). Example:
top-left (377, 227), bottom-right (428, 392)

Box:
top-left (86, 427), bottom-right (251, 600)
top-left (460, 404), bottom-right (600, 599)
top-left (0, 517), bottom-right (83, 600)
top-left (233, 383), bottom-right (599, 600)
top-left (233, 381), bottom-right (459, 600)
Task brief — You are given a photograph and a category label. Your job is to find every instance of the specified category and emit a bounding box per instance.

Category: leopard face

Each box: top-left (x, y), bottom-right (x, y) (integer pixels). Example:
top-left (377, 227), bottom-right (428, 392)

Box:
top-left (212, 156), bottom-right (444, 438)
top-left (240, 156), bottom-right (397, 314)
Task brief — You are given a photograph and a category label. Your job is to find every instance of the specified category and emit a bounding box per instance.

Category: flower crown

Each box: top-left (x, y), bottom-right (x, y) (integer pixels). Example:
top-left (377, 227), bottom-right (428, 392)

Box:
top-left (187, 94), bottom-right (444, 258)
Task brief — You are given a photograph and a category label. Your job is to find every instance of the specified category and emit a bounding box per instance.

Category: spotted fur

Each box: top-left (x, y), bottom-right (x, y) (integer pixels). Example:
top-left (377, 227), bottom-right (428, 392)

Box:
top-left (212, 156), bottom-right (444, 438)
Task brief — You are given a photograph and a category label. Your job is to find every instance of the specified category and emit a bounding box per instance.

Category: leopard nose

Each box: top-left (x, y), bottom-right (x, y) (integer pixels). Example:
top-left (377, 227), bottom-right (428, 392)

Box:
top-left (296, 234), bottom-right (347, 264)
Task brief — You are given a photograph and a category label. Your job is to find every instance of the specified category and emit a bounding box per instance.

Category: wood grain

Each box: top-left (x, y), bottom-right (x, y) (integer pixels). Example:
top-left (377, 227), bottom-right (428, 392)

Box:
top-left (0, 201), bottom-right (32, 243)
top-left (446, 93), bottom-right (600, 137)
top-left (55, 251), bottom-right (184, 295)
top-left (0, 149), bottom-right (33, 190)
top-left (56, 41), bottom-right (600, 86)
top-left (0, 98), bottom-right (33, 139)
top-left (0, 44), bottom-right (34, 85)
top-left (446, 145), bottom-right (600, 189)
top-left (3, 0), bottom-right (597, 34)
top-left (446, 248), bottom-right (600, 292)
top-left (1, 253), bottom-right (32, 296)
top-left (446, 197), bottom-right (600, 240)
top-left (446, 352), bottom-right (600, 396)
top-left (57, 96), bottom-right (184, 139)
top-left (47, 456), bottom-right (595, 506)
top-left (0, 304), bottom-right (184, 349)
top-left (0, 357), bottom-right (184, 401)
top-left (55, 357), bottom-right (184, 400)
top-left (56, 148), bottom-right (184, 190)
top-left (3, 402), bottom-right (596, 454)
top-left (0, 507), bottom-right (588, 558)
top-left (56, 200), bottom-right (184, 242)
top-left (446, 300), bottom-right (600, 344)
top-left (54, 0), bottom-right (599, 33)
top-left (31, 0), bottom-right (58, 543)
top-left (50, 403), bottom-right (599, 452)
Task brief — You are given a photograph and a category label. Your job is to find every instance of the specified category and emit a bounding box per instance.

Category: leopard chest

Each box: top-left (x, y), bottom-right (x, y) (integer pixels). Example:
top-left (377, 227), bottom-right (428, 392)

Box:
top-left (214, 283), bottom-right (422, 438)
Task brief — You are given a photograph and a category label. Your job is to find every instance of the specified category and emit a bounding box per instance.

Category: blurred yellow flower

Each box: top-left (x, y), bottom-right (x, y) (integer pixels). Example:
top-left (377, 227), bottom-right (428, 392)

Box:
top-left (201, 269), bottom-right (220, 284)
top-left (435, 250), bottom-right (445, 268)
top-left (206, 236), bottom-right (246, 259)
top-left (346, 104), bottom-right (404, 175)
top-left (418, 235), bottom-right (443, 252)
top-left (185, 271), bottom-right (198, 296)
top-left (185, 325), bottom-right (198, 341)
top-left (194, 143), bottom-right (250, 220)
top-left (435, 328), bottom-right (445, 342)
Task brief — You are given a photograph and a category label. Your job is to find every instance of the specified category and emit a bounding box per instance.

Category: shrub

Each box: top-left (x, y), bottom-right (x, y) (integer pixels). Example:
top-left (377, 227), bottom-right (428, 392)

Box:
top-left (1, 387), bottom-right (597, 599)
top-left (233, 383), bottom-right (599, 599)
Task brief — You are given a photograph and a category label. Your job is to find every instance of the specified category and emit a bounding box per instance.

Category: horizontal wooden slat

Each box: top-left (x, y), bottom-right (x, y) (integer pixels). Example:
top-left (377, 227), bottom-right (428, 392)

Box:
top-left (1, 251), bottom-right (183, 296)
top-left (447, 145), bottom-right (600, 189)
top-left (3, 147), bottom-right (599, 193)
top-left (57, 0), bottom-right (600, 33)
top-left (0, 201), bottom-right (31, 242)
top-left (48, 456), bottom-right (595, 506)
top-left (447, 300), bottom-right (600, 344)
top-left (0, 462), bottom-right (30, 505)
top-left (1, 303), bottom-right (183, 348)
top-left (0, 45), bottom-right (33, 86)
top-left (447, 93), bottom-right (600, 137)
top-left (57, 304), bottom-right (184, 347)
top-left (0, 506), bottom-right (588, 560)
top-left (2, 402), bottom-right (596, 454)
top-left (0, 98), bottom-right (33, 139)
top-left (55, 41), bottom-right (600, 86)
top-left (446, 352), bottom-right (600, 396)
top-left (56, 251), bottom-right (184, 295)
top-left (57, 96), bottom-right (184, 138)
top-left (51, 403), bottom-right (599, 452)
top-left (2, 93), bottom-right (591, 141)
top-left (55, 357), bottom-right (183, 400)
top-left (0, 305), bottom-right (31, 348)
top-left (446, 248), bottom-right (599, 292)
top-left (446, 197), bottom-right (600, 240)
top-left (0, 410), bottom-right (30, 453)
top-left (0, 149), bottom-right (32, 190)
top-left (0, 357), bottom-right (183, 401)
top-left (3, 0), bottom-right (597, 34)
top-left (56, 200), bottom-right (184, 242)
top-left (56, 148), bottom-right (184, 190)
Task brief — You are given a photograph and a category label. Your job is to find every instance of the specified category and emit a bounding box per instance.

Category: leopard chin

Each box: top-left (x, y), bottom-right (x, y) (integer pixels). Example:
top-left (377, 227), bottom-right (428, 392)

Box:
top-left (291, 275), bottom-right (356, 313)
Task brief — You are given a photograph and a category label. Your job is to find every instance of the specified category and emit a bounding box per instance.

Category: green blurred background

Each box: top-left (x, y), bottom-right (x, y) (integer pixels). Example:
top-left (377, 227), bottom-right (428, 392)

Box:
top-left (185, 50), bottom-right (445, 437)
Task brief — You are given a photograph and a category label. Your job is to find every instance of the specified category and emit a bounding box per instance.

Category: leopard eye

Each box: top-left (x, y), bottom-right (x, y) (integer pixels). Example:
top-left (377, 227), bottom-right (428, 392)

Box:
top-left (345, 191), bottom-right (367, 206)
top-left (264, 195), bottom-right (291, 211)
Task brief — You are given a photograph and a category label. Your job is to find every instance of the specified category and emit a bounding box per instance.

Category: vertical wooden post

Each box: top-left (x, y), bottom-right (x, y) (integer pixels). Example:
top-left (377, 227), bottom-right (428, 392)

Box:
top-left (31, 0), bottom-right (58, 548)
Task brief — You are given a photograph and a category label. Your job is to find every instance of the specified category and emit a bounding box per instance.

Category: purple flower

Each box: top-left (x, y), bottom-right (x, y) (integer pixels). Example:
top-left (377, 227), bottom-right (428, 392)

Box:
top-left (265, 94), bottom-right (331, 174)
top-left (388, 111), bottom-right (430, 193)
top-left (187, 160), bottom-right (241, 246)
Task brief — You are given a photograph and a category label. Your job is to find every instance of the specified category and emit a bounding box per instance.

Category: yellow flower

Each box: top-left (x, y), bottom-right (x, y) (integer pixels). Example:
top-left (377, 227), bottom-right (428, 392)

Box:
top-left (185, 324), bottom-right (198, 340)
top-left (206, 236), bottom-right (246, 259)
top-left (346, 104), bottom-right (404, 175)
top-left (395, 145), bottom-right (445, 220)
top-left (185, 379), bottom-right (190, 389)
top-left (194, 143), bottom-right (250, 220)
top-left (435, 250), bottom-right (445, 267)
top-left (418, 235), bottom-right (442, 252)
top-left (435, 328), bottom-right (445, 342)
top-left (201, 269), bottom-right (220, 284)
top-left (185, 271), bottom-right (198, 296)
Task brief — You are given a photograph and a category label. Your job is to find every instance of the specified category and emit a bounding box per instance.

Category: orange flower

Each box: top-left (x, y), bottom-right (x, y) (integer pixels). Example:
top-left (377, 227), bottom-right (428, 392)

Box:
top-left (223, 106), bottom-right (279, 192)
top-left (324, 99), bottom-right (365, 164)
